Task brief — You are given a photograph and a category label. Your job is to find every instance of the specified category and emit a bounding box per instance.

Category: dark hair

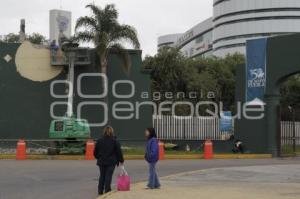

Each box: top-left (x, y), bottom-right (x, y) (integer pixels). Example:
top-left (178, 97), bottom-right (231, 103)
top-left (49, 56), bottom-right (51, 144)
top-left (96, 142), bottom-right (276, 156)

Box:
top-left (103, 126), bottom-right (114, 137)
top-left (146, 128), bottom-right (157, 139)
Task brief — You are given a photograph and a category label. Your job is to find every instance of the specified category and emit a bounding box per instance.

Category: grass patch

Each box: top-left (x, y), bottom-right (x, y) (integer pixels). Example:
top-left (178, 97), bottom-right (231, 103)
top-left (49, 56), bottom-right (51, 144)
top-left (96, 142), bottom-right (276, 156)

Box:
top-left (121, 147), bottom-right (202, 155)
top-left (281, 145), bottom-right (300, 155)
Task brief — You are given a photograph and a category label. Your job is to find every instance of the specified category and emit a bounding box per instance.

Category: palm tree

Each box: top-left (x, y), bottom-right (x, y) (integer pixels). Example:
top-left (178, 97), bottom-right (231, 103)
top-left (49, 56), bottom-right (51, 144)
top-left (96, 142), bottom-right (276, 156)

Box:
top-left (75, 4), bottom-right (140, 86)
top-left (75, 4), bottom-right (140, 126)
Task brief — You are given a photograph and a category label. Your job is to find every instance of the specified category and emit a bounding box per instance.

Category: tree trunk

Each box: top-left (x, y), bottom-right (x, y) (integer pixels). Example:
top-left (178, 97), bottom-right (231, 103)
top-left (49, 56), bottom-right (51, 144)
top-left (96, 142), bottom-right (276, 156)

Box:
top-left (100, 55), bottom-right (108, 91)
top-left (100, 55), bottom-right (110, 126)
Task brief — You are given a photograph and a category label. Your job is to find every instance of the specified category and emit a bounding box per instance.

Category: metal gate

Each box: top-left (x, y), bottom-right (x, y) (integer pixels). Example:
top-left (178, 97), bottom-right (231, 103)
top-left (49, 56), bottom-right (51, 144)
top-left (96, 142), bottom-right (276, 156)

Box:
top-left (153, 115), bottom-right (233, 141)
top-left (280, 107), bottom-right (300, 156)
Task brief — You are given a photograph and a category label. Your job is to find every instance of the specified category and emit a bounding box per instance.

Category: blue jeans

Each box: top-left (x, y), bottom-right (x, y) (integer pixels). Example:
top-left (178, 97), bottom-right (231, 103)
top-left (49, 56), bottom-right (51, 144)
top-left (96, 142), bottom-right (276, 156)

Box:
top-left (148, 162), bottom-right (160, 188)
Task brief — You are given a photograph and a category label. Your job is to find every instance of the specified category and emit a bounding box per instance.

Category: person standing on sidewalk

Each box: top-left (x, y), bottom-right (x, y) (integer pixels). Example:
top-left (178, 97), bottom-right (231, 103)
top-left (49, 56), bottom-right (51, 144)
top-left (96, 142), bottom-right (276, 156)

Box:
top-left (145, 128), bottom-right (161, 189)
top-left (94, 126), bottom-right (124, 196)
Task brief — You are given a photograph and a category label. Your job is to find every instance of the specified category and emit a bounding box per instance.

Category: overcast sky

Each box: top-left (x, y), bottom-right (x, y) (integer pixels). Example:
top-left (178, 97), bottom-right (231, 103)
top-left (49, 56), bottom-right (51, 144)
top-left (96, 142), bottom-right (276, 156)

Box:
top-left (0, 0), bottom-right (213, 56)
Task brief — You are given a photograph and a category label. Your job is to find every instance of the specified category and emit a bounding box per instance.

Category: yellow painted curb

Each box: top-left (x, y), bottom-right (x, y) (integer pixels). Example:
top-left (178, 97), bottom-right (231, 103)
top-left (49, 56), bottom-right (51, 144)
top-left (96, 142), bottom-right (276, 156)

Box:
top-left (0, 154), bottom-right (272, 160)
top-left (214, 154), bottom-right (272, 159)
top-left (0, 154), bottom-right (16, 159)
top-left (124, 155), bottom-right (144, 160)
top-left (164, 154), bottom-right (203, 159)
top-left (124, 154), bottom-right (272, 160)
top-left (0, 154), bottom-right (86, 160)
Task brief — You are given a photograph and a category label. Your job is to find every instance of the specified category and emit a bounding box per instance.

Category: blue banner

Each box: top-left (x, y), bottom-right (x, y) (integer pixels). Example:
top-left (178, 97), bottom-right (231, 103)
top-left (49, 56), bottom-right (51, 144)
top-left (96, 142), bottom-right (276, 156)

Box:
top-left (246, 38), bottom-right (267, 102)
top-left (220, 111), bottom-right (232, 132)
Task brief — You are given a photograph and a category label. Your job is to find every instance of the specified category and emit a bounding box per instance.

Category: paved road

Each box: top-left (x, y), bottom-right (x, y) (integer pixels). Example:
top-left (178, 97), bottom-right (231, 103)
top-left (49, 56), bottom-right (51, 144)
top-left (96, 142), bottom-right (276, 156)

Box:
top-left (0, 158), bottom-right (300, 199)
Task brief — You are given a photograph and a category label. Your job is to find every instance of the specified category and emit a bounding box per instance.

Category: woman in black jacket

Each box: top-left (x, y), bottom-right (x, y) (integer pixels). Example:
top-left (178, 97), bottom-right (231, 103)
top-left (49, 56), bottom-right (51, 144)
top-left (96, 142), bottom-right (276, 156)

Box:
top-left (94, 126), bottom-right (124, 196)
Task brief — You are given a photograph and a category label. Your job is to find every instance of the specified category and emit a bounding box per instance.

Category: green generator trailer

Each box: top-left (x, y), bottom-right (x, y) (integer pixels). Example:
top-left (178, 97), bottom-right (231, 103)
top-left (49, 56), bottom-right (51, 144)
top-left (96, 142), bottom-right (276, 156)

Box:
top-left (48, 115), bottom-right (91, 155)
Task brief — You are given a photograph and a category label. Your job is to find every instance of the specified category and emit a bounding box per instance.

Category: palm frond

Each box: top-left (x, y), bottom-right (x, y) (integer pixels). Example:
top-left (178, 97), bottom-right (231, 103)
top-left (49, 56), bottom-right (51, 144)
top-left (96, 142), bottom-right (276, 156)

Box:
top-left (111, 25), bottom-right (140, 49)
top-left (99, 4), bottom-right (118, 33)
top-left (75, 16), bottom-right (97, 31)
top-left (86, 4), bottom-right (102, 17)
top-left (74, 31), bottom-right (95, 43)
top-left (103, 4), bottom-right (118, 20)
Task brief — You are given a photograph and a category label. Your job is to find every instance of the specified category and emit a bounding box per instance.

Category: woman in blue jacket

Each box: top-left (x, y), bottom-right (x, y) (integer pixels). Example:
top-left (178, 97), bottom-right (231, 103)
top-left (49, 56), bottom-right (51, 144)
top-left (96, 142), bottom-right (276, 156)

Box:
top-left (145, 128), bottom-right (160, 189)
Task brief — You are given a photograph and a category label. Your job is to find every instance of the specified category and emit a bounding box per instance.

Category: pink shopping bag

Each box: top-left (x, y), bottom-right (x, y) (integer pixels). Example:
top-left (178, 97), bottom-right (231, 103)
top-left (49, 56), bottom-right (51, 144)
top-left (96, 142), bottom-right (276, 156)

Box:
top-left (117, 166), bottom-right (130, 191)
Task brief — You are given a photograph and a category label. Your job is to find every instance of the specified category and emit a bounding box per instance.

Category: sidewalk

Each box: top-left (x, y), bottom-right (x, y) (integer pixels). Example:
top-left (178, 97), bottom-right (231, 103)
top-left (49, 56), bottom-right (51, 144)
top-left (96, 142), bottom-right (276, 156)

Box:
top-left (100, 164), bottom-right (300, 199)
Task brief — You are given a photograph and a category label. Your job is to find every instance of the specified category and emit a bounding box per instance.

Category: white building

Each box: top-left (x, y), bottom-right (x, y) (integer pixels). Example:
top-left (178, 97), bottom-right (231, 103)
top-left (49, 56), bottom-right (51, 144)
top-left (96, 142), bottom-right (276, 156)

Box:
top-left (49, 9), bottom-right (72, 45)
top-left (158, 0), bottom-right (300, 57)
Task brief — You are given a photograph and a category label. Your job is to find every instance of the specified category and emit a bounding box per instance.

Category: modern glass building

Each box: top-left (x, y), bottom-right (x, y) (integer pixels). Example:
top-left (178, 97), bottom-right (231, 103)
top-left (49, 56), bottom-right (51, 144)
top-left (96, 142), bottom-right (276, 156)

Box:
top-left (158, 0), bottom-right (300, 57)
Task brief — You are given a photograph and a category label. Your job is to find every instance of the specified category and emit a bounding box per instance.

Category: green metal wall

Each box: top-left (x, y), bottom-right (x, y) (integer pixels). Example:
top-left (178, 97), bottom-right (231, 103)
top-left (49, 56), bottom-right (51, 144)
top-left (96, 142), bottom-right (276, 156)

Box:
top-left (0, 43), bottom-right (152, 140)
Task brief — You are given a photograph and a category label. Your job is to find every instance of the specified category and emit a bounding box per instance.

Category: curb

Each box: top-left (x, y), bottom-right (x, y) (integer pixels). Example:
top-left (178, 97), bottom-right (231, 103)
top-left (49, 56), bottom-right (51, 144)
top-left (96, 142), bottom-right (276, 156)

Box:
top-left (97, 191), bottom-right (116, 199)
top-left (0, 154), bottom-right (86, 160)
top-left (0, 153), bottom-right (272, 160)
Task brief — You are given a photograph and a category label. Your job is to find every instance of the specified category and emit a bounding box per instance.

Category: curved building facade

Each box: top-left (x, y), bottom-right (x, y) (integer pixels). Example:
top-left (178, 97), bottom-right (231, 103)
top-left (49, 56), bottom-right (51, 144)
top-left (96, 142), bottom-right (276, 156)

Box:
top-left (158, 18), bottom-right (213, 58)
top-left (157, 33), bottom-right (183, 48)
top-left (213, 0), bottom-right (300, 57)
top-left (158, 0), bottom-right (300, 57)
